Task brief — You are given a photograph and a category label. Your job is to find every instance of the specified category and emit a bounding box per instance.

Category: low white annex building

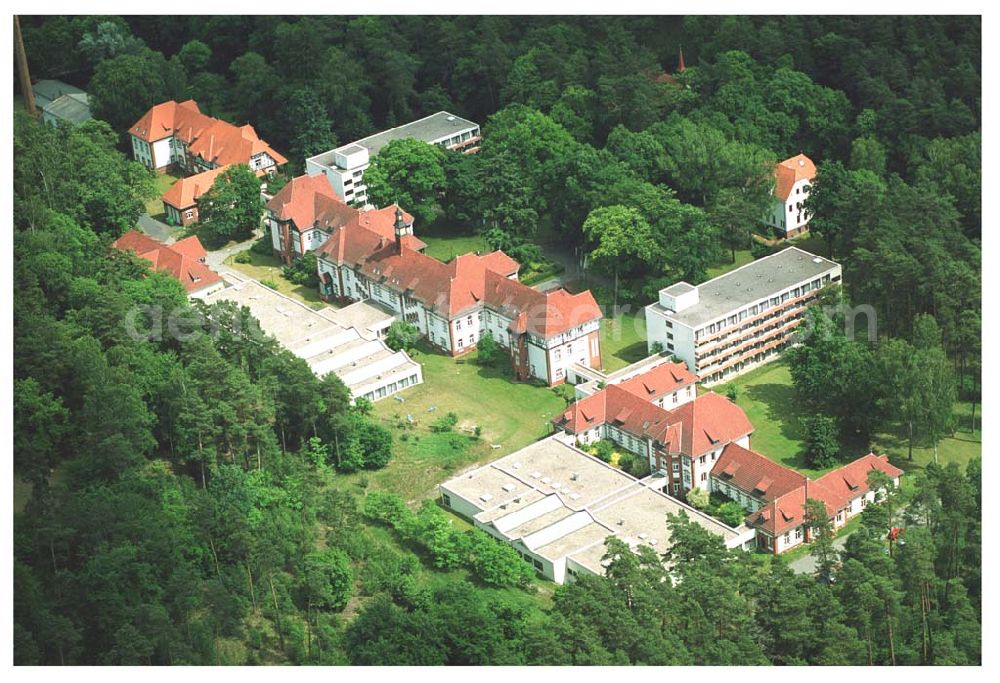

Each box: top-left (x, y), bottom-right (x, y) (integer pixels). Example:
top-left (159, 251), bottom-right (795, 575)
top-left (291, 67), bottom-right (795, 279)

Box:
top-left (645, 247), bottom-right (841, 385)
top-left (306, 111), bottom-right (480, 205)
top-left (203, 277), bottom-right (422, 403)
top-left (439, 434), bottom-right (754, 584)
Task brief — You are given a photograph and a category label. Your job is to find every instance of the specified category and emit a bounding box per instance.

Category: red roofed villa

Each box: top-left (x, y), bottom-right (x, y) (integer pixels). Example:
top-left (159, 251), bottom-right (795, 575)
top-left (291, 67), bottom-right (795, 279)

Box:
top-left (712, 444), bottom-right (904, 554)
top-left (553, 364), bottom-right (754, 496)
top-left (161, 165), bottom-right (229, 226)
top-left (765, 153), bottom-right (817, 237)
top-left (113, 231), bottom-right (223, 298)
top-left (311, 200), bottom-right (603, 386)
top-left (129, 99), bottom-right (286, 178)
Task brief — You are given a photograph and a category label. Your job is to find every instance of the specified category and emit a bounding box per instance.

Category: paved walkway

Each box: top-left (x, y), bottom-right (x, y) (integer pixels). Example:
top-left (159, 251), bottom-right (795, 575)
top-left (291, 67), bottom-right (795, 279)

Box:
top-left (788, 533), bottom-right (852, 574)
top-left (137, 213), bottom-right (176, 243)
top-left (534, 242), bottom-right (612, 293)
top-left (204, 232), bottom-right (260, 271)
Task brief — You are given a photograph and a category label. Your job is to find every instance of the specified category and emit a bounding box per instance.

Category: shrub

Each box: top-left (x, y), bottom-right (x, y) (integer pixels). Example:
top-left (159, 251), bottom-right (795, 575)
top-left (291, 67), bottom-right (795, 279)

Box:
top-left (716, 501), bottom-right (746, 527)
top-left (594, 440), bottom-right (614, 463)
top-left (250, 235), bottom-right (273, 255)
top-left (261, 279), bottom-right (279, 290)
top-left (620, 452), bottom-right (651, 479)
top-left (686, 487), bottom-right (710, 509)
top-left (233, 251), bottom-right (252, 264)
top-left (726, 385), bottom-right (738, 402)
top-left (475, 332), bottom-right (500, 366)
top-left (650, 341), bottom-right (664, 354)
top-left (282, 252), bottom-right (319, 288)
top-left (429, 412), bottom-right (459, 433)
top-left (385, 320), bottom-right (420, 352)
top-left (363, 491), bottom-right (410, 527)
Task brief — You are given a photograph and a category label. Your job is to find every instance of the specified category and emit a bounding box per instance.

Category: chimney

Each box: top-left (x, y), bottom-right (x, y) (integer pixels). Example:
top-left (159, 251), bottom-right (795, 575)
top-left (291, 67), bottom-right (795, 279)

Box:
top-left (394, 204), bottom-right (406, 253)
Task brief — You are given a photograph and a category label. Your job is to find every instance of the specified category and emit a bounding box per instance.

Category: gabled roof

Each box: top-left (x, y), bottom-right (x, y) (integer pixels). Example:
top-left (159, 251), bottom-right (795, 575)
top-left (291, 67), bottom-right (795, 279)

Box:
top-left (484, 271), bottom-right (602, 338)
top-left (774, 153), bottom-right (816, 201)
top-left (267, 174), bottom-right (358, 233)
top-left (616, 361), bottom-right (698, 403)
top-left (554, 384), bottom-right (752, 458)
top-left (161, 165), bottom-right (229, 210)
top-left (112, 230), bottom-right (221, 294)
top-left (128, 100), bottom-right (287, 168)
top-left (814, 453), bottom-right (904, 511)
top-left (661, 392), bottom-right (754, 457)
top-left (317, 220), bottom-right (593, 333)
top-left (711, 442), bottom-right (806, 503)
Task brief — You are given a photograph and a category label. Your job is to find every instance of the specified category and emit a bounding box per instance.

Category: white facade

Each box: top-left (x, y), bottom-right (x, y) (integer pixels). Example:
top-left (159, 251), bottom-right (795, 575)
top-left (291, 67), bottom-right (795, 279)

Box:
top-left (765, 177), bottom-right (812, 236)
top-left (645, 249), bottom-right (842, 385)
top-left (317, 255), bottom-right (601, 385)
top-left (306, 112), bottom-right (480, 205)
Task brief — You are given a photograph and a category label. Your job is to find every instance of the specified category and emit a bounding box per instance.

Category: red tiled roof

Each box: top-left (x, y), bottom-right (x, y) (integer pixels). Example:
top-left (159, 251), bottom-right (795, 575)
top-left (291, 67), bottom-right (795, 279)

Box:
top-left (356, 205), bottom-right (424, 249)
top-left (169, 235), bottom-right (208, 261)
top-left (129, 100), bottom-right (286, 169)
top-left (711, 442), bottom-right (806, 503)
top-left (554, 384), bottom-right (752, 458)
top-left (267, 174), bottom-right (358, 234)
top-left (661, 392), bottom-right (753, 457)
top-left (484, 271), bottom-right (602, 338)
top-left (161, 165), bottom-right (229, 210)
top-left (774, 153), bottom-right (816, 201)
top-left (814, 453), bottom-right (904, 511)
top-left (616, 361), bottom-right (699, 403)
top-left (112, 230), bottom-right (221, 294)
top-left (317, 222), bottom-right (595, 333)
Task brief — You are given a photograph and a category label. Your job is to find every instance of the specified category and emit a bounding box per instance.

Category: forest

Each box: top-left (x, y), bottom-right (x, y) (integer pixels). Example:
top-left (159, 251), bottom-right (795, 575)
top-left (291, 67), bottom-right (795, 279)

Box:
top-left (13, 15), bottom-right (981, 665)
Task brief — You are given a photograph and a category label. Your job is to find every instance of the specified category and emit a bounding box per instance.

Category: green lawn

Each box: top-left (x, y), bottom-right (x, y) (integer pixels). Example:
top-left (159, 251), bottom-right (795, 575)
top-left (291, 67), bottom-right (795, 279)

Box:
top-left (224, 251), bottom-right (325, 306)
top-left (420, 233), bottom-right (489, 262)
top-left (712, 360), bottom-right (982, 480)
top-left (145, 172), bottom-right (182, 218)
top-left (600, 311), bottom-right (649, 372)
top-left (347, 343), bottom-right (567, 502)
top-left (707, 249), bottom-right (755, 280)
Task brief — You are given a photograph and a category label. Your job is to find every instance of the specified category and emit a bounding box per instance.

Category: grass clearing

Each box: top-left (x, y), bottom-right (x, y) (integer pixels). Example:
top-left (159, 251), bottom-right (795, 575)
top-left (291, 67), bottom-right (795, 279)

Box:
top-left (224, 251), bottom-right (325, 305)
top-left (145, 172), bottom-right (182, 218)
top-left (421, 233), bottom-right (489, 262)
top-left (341, 343), bottom-right (567, 502)
top-left (712, 360), bottom-right (982, 479)
top-left (600, 310), bottom-right (648, 372)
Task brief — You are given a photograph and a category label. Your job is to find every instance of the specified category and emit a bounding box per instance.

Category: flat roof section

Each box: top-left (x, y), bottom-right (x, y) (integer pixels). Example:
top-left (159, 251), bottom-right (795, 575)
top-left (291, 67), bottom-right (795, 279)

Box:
top-left (353, 111), bottom-right (479, 157)
top-left (656, 247), bottom-right (840, 330)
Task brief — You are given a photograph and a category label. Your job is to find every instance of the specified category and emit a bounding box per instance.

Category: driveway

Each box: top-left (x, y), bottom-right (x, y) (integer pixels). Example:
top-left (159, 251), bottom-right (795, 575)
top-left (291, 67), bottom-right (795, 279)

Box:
top-left (535, 242), bottom-right (612, 293)
top-left (137, 213), bottom-right (176, 243)
top-left (788, 533), bottom-right (852, 574)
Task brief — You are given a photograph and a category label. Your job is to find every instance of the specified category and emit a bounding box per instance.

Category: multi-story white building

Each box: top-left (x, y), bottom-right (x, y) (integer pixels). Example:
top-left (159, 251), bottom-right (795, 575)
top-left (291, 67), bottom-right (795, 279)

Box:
top-left (645, 247), bottom-right (841, 385)
top-left (764, 153), bottom-right (816, 237)
top-left (314, 211), bottom-right (602, 386)
top-left (305, 111), bottom-right (480, 205)
top-left (128, 99), bottom-right (286, 177)
top-left (439, 434), bottom-right (753, 584)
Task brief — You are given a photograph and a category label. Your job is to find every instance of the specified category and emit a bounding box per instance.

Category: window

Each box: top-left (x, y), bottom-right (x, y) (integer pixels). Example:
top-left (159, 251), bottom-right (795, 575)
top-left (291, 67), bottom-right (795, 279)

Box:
top-left (789, 205), bottom-right (793, 212)
top-left (795, 527), bottom-right (803, 540)
top-left (673, 483), bottom-right (680, 493)
top-left (456, 319), bottom-right (462, 330)
top-left (784, 532), bottom-right (791, 543)
top-left (468, 335), bottom-right (474, 346)
top-left (467, 315), bottom-right (473, 325)
top-left (672, 463), bottom-right (680, 472)
top-left (666, 343), bottom-right (674, 351)
top-left (699, 455), bottom-right (706, 465)
top-left (185, 209), bottom-right (193, 219)
top-left (700, 472), bottom-right (707, 482)
top-left (457, 338), bottom-right (464, 349)
top-left (672, 392), bottom-right (678, 404)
